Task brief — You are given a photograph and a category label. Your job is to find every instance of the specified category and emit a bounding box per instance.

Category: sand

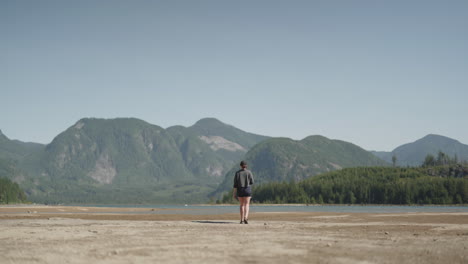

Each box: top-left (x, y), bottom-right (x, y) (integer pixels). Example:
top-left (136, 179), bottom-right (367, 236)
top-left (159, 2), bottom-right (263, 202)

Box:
top-left (0, 206), bottom-right (467, 264)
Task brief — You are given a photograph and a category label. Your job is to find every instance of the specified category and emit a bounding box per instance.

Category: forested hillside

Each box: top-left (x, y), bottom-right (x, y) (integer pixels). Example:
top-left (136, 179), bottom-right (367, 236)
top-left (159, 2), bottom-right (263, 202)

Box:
top-left (220, 164), bottom-right (468, 205)
top-left (0, 177), bottom-right (29, 204)
top-left (3, 117), bottom-right (468, 205)
top-left (0, 158), bottom-right (30, 204)
top-left (0, 118), bottom-right (268, 204)
top-left (214, 135), bottom-right (389, 196)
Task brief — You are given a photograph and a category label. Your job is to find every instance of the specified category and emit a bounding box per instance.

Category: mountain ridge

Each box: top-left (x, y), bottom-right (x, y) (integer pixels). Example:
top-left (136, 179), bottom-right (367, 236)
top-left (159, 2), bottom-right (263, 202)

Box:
top-left (2, 118), bottom-right (467, 203)
top-left (213, 134), bottom-right (389, 196)
top-left (371, 134), bottom-right (468, 166)
top-left (1, 117), bottom-right (269, 203)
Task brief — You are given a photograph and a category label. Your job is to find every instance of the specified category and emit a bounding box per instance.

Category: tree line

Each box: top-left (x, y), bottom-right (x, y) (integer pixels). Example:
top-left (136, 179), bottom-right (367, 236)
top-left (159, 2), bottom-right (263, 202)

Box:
top-left (421, 151), bottom-right (465, 167)
top-left (220, 163), bottom-right (468, 205)
top-left (0, 177), bottom-right (29, 204)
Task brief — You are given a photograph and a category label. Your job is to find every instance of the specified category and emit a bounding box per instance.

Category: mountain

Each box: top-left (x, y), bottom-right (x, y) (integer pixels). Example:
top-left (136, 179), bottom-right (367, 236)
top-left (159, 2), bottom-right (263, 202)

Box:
top-left (371, 134), bottom-right (468, 166)
top-left (214, 135), bottom-right (389, 196)
top-left (0, 157), bottom-right (26, 187)
top-left (38, 118), bottom-right (192, 184)
top-left (188, 118), bottom-right (267, 150)
top-left (167, 118), bottom-right (269, 179)
top-left (0, 130), bottom-right (44, 188)
top-left (1, 118), bottom-right (268, 204)
top-left (0, 129), bottom-right (44, 161)
top-left (7, 118), bottom-right (465, 204)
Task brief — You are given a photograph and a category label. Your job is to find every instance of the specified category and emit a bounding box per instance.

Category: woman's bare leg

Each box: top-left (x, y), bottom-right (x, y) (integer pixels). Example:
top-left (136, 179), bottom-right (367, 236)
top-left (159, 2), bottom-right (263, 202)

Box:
top-left (244, 197), bottom-right (251, 221)
top-left (239, 197), bottom-right (246, 222)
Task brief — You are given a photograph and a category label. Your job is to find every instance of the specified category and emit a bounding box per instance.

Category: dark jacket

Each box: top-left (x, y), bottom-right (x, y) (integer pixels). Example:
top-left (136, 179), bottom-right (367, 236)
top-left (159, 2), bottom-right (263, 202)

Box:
top-left (233, 169), bottom-right (254, 188)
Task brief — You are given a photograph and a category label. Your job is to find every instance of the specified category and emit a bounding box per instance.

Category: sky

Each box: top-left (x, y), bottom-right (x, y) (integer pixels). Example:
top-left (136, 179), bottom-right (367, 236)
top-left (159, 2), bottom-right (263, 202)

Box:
top-left (1, 0), bottom-right (467, 151)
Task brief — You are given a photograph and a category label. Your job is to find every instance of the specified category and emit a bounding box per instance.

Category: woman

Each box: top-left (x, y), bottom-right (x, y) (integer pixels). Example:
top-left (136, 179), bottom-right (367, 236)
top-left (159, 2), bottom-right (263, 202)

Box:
top-left (233, 161), bottom-right (254, 224)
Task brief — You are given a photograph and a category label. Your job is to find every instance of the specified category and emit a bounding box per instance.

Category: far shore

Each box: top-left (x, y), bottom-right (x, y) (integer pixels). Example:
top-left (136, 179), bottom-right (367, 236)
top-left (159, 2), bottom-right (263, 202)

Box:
top-left (2, 202), bottom-right (467, 207)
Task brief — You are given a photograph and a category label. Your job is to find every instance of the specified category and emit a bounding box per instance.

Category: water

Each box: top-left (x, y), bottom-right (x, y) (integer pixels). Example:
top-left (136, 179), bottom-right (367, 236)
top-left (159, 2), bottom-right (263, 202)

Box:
top-left (87, 204), bottom-right (468, 215)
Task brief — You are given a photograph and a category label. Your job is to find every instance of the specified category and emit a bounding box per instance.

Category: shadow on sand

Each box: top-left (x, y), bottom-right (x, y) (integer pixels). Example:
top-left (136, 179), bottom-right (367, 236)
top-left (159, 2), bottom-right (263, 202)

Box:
top-left (191, 220), bottom-right (235, 224)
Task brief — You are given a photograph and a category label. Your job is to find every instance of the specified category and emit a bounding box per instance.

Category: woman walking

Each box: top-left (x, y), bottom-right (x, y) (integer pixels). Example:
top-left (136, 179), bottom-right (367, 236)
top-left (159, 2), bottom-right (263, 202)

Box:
top-left (233, 161), bottom-right (254, 224)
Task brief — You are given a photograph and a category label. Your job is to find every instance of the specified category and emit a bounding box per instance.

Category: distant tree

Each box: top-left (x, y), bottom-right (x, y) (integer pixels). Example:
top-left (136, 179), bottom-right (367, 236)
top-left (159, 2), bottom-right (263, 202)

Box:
top-left (317, 194), bottom-right (324, 204)
top-left (309, 197), bottom-right (316, 204)
top-left (437, 151), bottom-right (449, 166)
top-left (392, 155), bottom-right (397, 167)
top-left (422, 151), bottom-right (460, 167)
top-left (348, 191), bottom-right (356, 204)
top-left (0, 178), bottom-right (29, 204)
top-left (423, 154), bottom-right (436, 167)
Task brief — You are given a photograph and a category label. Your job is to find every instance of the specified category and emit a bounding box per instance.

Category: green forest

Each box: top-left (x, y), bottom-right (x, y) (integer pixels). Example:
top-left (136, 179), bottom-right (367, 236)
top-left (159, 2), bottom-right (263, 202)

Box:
top-left (0, 177), bottom-right (29, 204)
top-left (220, 162), bottom-right (468, 205)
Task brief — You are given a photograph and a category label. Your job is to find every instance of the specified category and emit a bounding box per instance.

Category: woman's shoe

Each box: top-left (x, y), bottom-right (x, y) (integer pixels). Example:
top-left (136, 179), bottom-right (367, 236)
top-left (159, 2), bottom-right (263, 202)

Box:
top-left (244, 219), bottom-right (248, 224)
top-left (240, 220), bottom-right (244, 224)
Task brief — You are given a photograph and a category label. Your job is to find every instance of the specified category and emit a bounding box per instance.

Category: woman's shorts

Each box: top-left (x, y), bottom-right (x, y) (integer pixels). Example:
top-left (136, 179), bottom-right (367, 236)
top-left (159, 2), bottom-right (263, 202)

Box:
top-left (237, 186), bottom-right (252, 197)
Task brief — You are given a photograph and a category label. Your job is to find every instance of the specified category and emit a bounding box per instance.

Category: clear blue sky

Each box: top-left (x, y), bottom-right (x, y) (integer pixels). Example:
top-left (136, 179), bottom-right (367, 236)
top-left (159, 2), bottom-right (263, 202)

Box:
top-left (2, 0), bottom-right (467, 151)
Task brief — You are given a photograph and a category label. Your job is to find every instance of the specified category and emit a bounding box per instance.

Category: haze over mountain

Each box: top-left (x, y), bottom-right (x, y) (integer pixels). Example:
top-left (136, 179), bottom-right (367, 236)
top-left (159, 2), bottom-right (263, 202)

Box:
top-left (371, 134), bottom-right (468, 166)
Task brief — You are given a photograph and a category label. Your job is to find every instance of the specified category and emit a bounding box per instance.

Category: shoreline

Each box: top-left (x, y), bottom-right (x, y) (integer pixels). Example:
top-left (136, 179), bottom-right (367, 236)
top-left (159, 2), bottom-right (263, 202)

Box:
top-left (195, 203), bottom-right (468, 207)
top-left (1, 204), bottom-right (467, 219)
top-left (2, 202), bottom-right (467, 207)
top-left (1, 205), bottom-right (467, 222)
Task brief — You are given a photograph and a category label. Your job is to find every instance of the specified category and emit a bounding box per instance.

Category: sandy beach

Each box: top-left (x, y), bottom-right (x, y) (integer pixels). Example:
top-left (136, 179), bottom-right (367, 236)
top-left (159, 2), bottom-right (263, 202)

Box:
top-left (0, 206), bottom-right (467, 264)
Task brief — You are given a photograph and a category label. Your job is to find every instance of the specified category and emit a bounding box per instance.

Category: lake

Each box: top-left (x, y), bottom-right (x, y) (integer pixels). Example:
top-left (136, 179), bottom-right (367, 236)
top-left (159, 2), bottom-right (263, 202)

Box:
top-left (87, 204), bottom-right (468, 215)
